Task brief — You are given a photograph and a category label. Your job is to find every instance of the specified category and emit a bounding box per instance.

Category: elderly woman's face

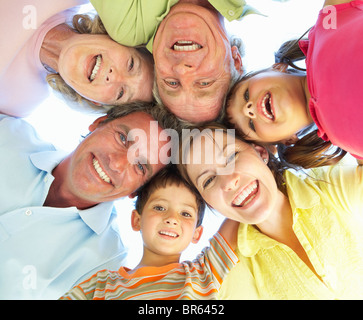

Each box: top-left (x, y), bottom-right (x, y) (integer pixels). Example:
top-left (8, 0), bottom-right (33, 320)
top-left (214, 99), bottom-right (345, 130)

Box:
top-left (185, 130), bottom-right (279, 224)
top-left (153, 3), bottom-right (242, 122)
top-left (58, 34), bottom-right (154, 105)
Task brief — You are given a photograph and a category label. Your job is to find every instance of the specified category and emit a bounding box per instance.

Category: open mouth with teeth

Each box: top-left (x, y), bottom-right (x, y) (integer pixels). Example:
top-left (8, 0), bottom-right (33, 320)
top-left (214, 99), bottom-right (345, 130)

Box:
top-left (159, 230), bottom-right (179, 239)
top-left (88, 55), bottom-right (102, 82)
top-left (172, 40), bottom-right (202, 51)
top-left (232, 180), bottom-right (259, 208)
top-left (92, 157), bottom-right (111, 184)
top-left (261, 92), bottom-right (275, 120)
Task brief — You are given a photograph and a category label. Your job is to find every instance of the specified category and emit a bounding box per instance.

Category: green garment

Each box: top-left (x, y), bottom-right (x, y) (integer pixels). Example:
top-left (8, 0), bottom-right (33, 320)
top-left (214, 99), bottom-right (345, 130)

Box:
top-left (90, 0), bottom-right (259, 52)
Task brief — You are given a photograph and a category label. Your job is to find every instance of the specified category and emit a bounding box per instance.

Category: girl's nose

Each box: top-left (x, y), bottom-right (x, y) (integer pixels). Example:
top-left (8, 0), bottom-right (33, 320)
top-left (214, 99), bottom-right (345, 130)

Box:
top-left (243, 101), bottom-right (256, 119)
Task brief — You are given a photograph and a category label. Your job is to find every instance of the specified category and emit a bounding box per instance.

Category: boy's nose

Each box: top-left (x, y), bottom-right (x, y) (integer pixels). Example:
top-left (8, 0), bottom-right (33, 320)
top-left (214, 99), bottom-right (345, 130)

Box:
top-left (164, 212), bottom-right (179, 226)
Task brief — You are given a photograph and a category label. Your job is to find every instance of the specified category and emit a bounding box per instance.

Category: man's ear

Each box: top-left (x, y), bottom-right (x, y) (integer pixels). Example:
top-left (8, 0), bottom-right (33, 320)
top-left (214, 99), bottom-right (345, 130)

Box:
top-left (88, 115), bottom-right (108, 132)
top-left (191, 225), bottom-right (204, 244)
top-left (131, 209), bottom-right (142, 232)
top-left (271, 62), bottom-right (289, 73)
top-left (231, 46), bottom-right (243, 74)
top-left (280, 134), bottom-right (299, 146)
top-left (128, 191), bottom-right (138, 199)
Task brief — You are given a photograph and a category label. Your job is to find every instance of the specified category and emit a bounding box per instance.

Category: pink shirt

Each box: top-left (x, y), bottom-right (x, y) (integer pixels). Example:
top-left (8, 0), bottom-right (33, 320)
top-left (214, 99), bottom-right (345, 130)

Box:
top-left (299, 1), bottom-right (363, 159)
top-left (0, 0), bottom-right (88, 117)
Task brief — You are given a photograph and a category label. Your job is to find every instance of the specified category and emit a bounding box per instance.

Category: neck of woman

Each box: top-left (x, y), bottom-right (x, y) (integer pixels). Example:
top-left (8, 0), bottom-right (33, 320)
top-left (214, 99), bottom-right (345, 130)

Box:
top-left (255, 191), bottom-right (296, 248)
top-left (39, 23), bottom-right (74, 73)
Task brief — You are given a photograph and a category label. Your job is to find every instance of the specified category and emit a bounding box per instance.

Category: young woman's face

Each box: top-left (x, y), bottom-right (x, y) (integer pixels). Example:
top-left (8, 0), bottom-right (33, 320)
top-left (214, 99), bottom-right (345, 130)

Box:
top-left (227, 67), bottom-right (311, 144)
top-left (185, 130), bottom-right (279, 224)
top-left (58, 34), bottom-right (154, 105)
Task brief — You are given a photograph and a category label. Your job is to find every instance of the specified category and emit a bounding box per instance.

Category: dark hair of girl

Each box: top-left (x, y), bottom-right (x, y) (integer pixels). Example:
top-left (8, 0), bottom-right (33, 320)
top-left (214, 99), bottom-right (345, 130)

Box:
top-left (273, 32), bottom-right (347, 169)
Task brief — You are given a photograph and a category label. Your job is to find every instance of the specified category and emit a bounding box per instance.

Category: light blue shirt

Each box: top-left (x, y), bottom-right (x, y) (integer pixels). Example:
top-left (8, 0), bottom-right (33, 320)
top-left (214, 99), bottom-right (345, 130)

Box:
top-left (0, 115), bottom-right (127, 299)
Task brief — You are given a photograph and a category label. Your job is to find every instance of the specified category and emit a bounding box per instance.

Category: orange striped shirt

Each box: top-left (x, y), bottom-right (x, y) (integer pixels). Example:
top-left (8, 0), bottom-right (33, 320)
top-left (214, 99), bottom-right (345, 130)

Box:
top-left (60, 233), bottom-right (238, 300)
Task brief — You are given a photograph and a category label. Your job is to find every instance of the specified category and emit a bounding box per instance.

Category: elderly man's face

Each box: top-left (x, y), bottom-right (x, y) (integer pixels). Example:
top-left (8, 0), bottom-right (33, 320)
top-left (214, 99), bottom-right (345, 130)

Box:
top-left (153, 3), bottom-right (242, 123)
top-left (63, 112), bottom-right (169, 207)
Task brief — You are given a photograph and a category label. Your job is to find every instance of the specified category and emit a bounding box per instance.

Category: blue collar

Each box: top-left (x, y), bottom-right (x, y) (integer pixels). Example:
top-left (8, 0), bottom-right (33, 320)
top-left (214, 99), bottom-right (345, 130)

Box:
top-left (30, 150), bottom-right (115, 234)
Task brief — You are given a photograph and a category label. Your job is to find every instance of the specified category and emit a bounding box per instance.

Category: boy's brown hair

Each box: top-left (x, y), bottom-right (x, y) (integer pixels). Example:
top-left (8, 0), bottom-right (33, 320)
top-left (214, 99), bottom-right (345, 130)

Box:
top-left (135, 165), bottom-right (206, 227)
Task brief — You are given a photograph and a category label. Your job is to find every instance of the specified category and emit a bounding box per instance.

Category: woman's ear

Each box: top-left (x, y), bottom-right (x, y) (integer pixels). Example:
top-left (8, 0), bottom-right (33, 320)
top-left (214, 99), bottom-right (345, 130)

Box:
top-left (271, 62), bottom-right (289, 73)
top-left (131, 209), bottom-right (142, 232)
top-left (251, 144), bottom-right (269, 163)
top-left (88, 115), bottom-right (108, 132)
top-left (231, 46), bottom-right (243, 74)
top-left (191, 225), bottom-right (204, 244)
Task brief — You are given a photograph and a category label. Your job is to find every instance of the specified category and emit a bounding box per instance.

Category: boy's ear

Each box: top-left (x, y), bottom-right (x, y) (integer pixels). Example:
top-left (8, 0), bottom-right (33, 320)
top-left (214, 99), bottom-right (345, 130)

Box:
top-left (191, 225), bottom-right (204, 244)
top-left (280, 134), bottom-right (299, 146)
top-left (231, 46), bottom-right (243, 74)
top-left (271, 62), bottom-right (288, 73)
top-left (88, 115), bottom-right (108, 132)
top-left (131, 209), bottom-right (142, 232)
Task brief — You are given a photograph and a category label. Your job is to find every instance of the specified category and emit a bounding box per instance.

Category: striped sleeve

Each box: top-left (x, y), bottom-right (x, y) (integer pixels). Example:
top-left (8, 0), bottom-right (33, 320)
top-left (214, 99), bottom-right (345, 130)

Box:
top-left (60, 286), bottom-right (88, 300)
top-left (197, 232), bottom-right (239, 289)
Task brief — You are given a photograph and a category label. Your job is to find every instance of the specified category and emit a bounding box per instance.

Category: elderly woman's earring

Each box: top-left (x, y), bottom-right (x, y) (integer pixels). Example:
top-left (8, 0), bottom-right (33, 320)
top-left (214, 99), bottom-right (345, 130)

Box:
top-left (263, 158), bottom-right (268, 164)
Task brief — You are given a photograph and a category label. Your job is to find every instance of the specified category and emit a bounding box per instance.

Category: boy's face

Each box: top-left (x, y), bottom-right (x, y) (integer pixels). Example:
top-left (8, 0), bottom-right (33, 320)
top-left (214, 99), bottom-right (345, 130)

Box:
top-left (132, 184), bottom-right (203, 259)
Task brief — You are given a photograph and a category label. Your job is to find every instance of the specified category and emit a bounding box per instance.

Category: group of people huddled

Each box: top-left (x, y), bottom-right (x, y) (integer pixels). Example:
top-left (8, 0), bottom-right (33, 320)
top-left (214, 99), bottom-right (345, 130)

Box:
top-left (1, 0), bottom-right (363, 300)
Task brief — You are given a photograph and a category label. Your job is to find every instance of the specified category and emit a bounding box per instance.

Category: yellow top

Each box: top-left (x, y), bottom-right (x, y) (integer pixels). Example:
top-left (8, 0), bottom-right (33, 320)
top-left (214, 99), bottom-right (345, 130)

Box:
top-left (219, 165), bottom-right (363, 299)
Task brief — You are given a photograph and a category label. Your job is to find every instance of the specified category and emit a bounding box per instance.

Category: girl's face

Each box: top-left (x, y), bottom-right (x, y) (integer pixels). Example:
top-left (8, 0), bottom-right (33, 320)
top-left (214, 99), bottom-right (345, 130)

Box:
top-left (58, 34), bottom-right (154, 105)
top-left (227, 66), bottom-right (311, 144)
top-left (185, 131), bottom-right (280, 224)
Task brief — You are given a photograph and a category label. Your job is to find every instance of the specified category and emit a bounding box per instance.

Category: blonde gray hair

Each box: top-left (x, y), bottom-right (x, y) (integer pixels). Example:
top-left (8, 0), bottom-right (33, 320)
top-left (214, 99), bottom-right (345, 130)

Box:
top-left (46, 14), bottom-right (153, 114)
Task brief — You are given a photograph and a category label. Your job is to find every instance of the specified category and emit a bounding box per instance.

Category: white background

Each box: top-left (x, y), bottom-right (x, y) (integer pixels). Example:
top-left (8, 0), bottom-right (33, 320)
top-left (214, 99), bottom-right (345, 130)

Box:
top-left (25, 0), bottom-right (325, 267)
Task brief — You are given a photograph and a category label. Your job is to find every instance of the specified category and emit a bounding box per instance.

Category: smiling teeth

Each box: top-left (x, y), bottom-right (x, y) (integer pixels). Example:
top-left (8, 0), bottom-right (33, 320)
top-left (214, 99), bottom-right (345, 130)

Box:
top-left (232, 181), bottom-right (258, 207)
top-left (93, 158), bottom-right (111, 184)
top-left (261, 93), bottom-right (274, 120)
top-left (159, 231), bottom-right (178, 238)
top-left (173, 41), bottom-right (202, 51)
top-left (90, 55), bottom-right (101, 81)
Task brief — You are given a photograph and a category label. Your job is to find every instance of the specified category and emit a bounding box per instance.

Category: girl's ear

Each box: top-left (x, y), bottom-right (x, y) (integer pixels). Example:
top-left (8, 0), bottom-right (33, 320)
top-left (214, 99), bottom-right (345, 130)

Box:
top-left (88, 115), bottom-right (108, 132)
top-left (131, 209), bottom-right (142, 232)
top-left (231, 46), bottom-right (243, 74)
top-left (271, 62), bottom-right (289, 73)
top-left (280, 134), bottom-right (299, 146)
top-left (191, 225), bottom-right (204, 244)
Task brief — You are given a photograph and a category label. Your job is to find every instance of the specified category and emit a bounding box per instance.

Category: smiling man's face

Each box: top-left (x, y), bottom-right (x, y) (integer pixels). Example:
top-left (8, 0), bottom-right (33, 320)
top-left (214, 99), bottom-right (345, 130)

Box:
top-left (153, 3), bottom-right (242, 122)
top-left (58, 112), bottom-right (169, 208)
